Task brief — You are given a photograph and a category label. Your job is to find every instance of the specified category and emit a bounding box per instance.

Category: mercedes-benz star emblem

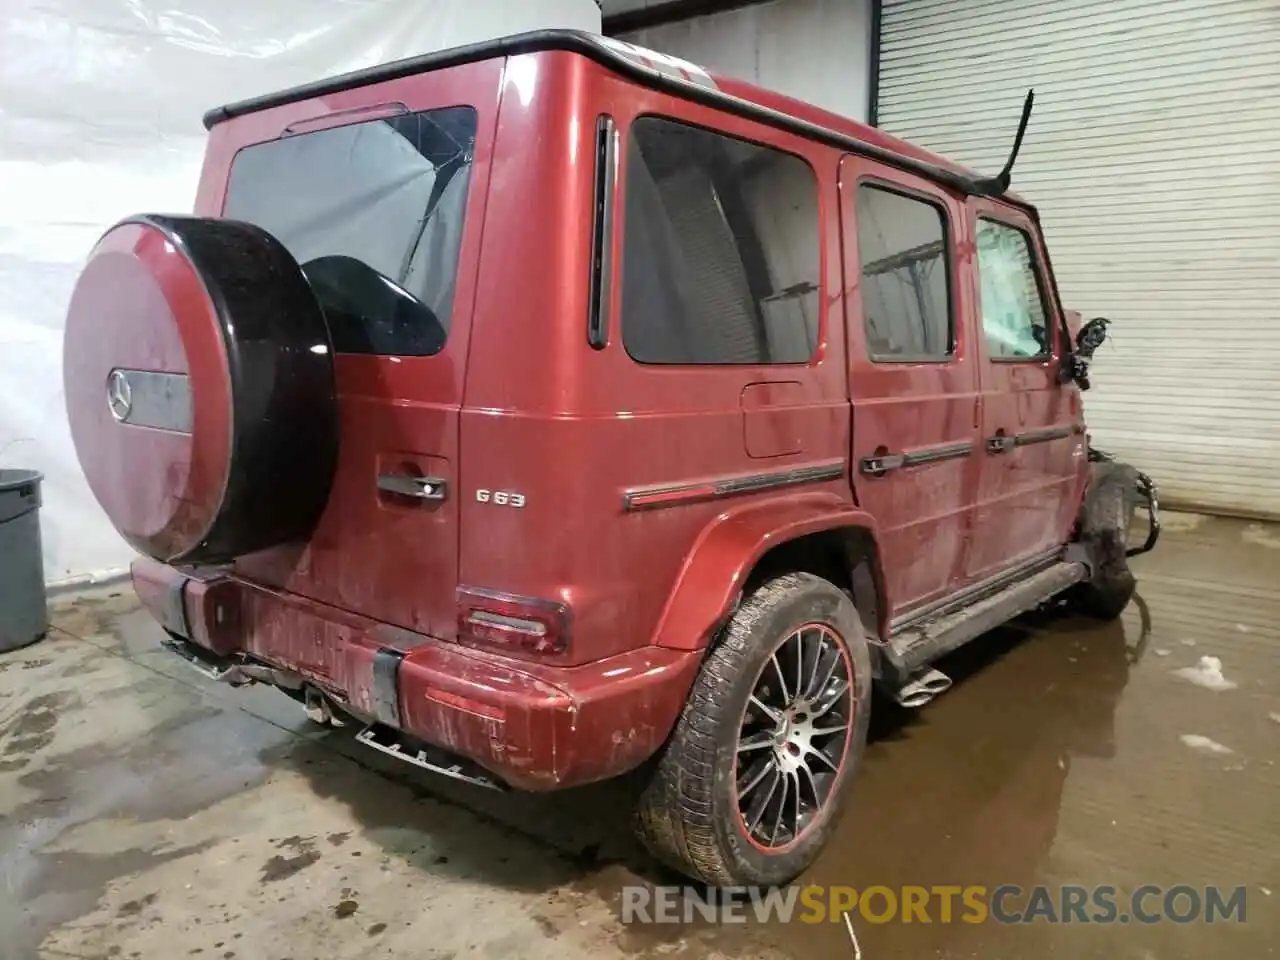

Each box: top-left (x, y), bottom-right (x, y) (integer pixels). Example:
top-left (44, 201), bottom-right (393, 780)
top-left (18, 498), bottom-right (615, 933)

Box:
top-left (107, 369), bottom-right (133, 422)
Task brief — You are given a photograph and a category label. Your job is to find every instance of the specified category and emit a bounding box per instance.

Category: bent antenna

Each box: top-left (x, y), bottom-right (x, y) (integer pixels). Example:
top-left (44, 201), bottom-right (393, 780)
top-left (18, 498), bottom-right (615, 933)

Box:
top-left (973, 89), bottom-right (1035, 196)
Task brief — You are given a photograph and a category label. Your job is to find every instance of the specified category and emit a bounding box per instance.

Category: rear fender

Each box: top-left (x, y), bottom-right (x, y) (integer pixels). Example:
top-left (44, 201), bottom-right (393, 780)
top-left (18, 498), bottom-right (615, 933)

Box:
top-left (650, 492), bottom-right (887, 651)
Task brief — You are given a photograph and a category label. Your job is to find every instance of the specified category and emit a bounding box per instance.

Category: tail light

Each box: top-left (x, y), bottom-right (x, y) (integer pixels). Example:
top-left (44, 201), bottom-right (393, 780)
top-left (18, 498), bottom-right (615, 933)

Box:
top-left (455, 587), bottom-right (571, 657)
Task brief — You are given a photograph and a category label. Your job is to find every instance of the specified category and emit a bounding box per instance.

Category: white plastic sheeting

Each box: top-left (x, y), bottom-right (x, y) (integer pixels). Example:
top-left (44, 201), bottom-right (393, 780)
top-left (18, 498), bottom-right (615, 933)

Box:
top-left (0, 0), bottom-right (600, 585)
top-left (619, 0), bottom-right (873, 123)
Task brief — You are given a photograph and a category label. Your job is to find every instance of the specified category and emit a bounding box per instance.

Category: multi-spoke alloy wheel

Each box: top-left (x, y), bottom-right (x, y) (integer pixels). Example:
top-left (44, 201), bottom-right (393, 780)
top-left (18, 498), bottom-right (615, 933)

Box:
top-left (634, 572), bottom-right (872, 887)
top-left (736, 624), bottom-right (854, 851)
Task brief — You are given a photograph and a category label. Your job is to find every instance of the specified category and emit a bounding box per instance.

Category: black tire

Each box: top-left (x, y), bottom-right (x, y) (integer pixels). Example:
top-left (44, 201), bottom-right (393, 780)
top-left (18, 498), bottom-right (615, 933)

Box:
top-left (1073, 474), bottom-right (1138, 621)
top-left (633, 572), bottom-right (872, 887)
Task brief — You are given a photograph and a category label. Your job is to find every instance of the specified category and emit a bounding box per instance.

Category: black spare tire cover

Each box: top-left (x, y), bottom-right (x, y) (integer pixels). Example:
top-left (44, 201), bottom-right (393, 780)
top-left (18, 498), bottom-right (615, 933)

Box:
top-left (63, 214), bottom-right (338, 564)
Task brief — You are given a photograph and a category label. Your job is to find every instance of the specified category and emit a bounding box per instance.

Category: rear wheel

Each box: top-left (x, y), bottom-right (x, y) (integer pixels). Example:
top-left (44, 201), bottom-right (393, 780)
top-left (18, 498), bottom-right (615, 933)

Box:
top-left (633, 572), bottom-right (872, 887)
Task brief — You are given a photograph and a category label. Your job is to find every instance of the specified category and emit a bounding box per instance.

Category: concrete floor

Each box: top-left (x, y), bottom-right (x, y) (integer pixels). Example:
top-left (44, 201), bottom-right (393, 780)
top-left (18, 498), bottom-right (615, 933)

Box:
top-left (1, 514), bottom-right (1276, 960)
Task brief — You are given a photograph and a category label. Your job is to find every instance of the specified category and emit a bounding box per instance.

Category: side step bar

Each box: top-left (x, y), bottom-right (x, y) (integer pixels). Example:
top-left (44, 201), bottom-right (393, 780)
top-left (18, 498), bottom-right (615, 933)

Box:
top-left (354, 723), bottom-right (508, 792)
top-left (881, 559), bottom-right (1088, 702)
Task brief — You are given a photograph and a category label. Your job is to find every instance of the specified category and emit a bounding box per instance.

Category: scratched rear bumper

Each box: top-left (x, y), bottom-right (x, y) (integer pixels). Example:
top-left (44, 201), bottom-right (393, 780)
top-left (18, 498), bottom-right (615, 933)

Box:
top-left (130, 557), bottom-right (701, 790)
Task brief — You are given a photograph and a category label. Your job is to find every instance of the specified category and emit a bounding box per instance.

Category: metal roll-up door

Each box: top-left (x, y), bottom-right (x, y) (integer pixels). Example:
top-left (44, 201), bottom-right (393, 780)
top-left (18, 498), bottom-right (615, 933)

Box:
top-left (878, 0), bottom-right (1280, 518)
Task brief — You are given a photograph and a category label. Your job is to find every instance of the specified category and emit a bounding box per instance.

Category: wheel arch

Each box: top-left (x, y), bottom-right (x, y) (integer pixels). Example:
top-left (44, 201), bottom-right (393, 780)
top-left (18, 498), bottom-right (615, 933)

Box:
top-left (649, 492), bottom-right (890, 654)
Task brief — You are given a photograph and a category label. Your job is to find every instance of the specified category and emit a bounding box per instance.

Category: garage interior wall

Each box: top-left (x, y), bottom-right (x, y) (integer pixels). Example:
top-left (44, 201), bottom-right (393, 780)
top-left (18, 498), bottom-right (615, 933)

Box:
top-left (616, 0), bottom-right (873, 123)
top-left (0, 0), bottom-right (601, 585)
top-left (877, 0), bottom-right (1280, 519)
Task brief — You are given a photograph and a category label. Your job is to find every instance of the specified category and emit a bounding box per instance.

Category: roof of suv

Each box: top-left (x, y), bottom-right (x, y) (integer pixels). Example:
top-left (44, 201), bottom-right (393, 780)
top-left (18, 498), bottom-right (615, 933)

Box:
top-left (202, 29), bottom-right (1032, 210)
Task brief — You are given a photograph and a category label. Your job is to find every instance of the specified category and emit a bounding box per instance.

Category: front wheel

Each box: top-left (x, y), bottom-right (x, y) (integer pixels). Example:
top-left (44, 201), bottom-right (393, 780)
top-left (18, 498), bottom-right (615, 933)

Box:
top-left (1072, 472), bottom-right (1138, 621)
top-left (633, 572), bottom-right (872, 887)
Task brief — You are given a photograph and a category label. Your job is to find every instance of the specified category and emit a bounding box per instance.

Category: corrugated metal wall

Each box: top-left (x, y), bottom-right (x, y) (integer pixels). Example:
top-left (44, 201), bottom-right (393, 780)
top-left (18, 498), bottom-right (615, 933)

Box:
top-left (878, 0), bottom-right (1280, 518)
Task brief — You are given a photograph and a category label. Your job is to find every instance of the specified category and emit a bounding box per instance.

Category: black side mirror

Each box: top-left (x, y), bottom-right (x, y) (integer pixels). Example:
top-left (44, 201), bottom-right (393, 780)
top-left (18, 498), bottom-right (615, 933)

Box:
top-left (1075, 316), bottom-right (1111, 359)
top-left (1063, 316), bottom-right (1112, 391)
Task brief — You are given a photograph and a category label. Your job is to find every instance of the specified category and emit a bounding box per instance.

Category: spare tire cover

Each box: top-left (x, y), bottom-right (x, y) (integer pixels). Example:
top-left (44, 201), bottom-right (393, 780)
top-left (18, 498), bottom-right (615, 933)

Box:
top-left (63, 214), bottom-right (338, 564)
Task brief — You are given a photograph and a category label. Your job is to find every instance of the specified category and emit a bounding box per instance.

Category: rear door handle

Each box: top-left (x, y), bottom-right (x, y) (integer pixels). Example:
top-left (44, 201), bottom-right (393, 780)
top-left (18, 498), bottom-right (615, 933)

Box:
top-left (859, 453), bottom-right (906, 477)
top-left (377, 474), bottom-right (448, 501)
top-left (986, 434), bottom-right (1016, 454)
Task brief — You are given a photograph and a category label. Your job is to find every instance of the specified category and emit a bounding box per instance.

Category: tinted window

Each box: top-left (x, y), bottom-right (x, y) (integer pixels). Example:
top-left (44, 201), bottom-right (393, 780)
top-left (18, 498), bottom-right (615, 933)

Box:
top-left (854, 185), bottom-right (952, 361)
top-left (621, 117), bottom-right (820, 365)
top-left (976, 218), bottom-right (1051, 359)
top-left (223, 106), bottom-right (477, 357)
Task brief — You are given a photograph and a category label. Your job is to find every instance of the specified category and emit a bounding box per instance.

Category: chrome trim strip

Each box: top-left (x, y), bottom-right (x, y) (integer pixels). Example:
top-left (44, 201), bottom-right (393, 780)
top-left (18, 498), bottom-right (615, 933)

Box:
top-left (623, 460), bottom-right (845, 511)
top-left (903, 440), bottom-right (974, 466)
top-left (1015, 425), bottom-right (1075, 446)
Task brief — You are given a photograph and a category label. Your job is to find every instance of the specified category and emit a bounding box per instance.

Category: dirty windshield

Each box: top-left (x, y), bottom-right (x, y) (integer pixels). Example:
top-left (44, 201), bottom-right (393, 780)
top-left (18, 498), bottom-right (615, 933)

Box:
top-left (222, 105), bottom-right (477, 357)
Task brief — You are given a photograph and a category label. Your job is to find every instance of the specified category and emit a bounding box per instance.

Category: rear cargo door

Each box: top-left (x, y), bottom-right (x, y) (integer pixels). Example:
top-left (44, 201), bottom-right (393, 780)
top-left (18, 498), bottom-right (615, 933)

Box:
top-left (212, 60), bottom-right (502, 642)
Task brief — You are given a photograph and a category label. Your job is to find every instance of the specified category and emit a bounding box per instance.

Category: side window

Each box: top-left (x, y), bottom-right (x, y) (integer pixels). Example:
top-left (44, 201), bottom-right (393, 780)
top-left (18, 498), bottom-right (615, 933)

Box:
top-left (975, 218), bottom-right (1051, 360)
top-left (620, 117), bottom-right (820, 365)
top-left (854, 184), bottom-right (952, 361)
top-left (223, 106), bottom-right (478, 357)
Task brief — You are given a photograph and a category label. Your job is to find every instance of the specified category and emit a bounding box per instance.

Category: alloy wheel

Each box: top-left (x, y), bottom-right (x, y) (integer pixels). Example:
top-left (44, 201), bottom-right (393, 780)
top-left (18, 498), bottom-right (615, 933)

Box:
top-left (735, 623), bottom-right (855, 850)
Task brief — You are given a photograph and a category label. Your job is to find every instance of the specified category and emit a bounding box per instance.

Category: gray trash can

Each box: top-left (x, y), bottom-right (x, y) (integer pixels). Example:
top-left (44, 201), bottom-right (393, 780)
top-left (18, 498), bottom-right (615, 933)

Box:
top-left (0, 469), bottom-right (48, 653)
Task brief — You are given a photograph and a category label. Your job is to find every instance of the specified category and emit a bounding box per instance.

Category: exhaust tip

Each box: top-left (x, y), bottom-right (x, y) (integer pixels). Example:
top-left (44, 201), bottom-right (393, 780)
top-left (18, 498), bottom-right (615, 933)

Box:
top-left (892, 667), bottom-right (953, 709)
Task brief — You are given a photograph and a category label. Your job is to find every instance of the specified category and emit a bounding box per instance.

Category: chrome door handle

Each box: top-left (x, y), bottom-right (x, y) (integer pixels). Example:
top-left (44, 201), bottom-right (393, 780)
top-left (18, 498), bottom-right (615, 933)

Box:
top-left (377, 474), bottom-right (448, 500)
top-left (986, 435), bottom-right (1016, 454)
top-left (859, 453), bottom-right (906, 477)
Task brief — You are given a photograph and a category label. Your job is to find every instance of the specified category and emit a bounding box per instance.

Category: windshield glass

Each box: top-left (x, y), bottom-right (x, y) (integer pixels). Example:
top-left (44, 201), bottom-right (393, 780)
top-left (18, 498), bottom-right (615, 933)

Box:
top-left (223, 105), bottom-right (477, 356)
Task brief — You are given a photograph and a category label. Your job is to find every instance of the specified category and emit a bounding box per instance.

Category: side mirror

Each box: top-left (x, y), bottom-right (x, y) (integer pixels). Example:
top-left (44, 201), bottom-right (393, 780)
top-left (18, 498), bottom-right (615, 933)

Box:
top-left (1061, 316), bottom-right (1112, 391)
top-left (1075, 316), bottom-right (1111, 359)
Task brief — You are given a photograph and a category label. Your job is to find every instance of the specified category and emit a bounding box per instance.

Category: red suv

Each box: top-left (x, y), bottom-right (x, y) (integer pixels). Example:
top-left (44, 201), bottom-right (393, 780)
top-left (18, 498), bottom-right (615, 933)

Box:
top-left (62, 30), bottom-right (1158, 887)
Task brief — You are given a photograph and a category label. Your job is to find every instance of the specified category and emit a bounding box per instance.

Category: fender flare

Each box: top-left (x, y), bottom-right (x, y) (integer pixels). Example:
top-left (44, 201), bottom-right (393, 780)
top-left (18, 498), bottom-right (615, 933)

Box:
top-left (650, 491), bottom-right (888, 651)
top-left (1072, 457), bottom-right (1142, 584)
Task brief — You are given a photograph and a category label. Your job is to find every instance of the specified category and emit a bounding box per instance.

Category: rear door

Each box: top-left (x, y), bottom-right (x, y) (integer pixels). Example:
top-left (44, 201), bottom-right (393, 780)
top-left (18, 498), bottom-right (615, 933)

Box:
top-left (207, 60), bottom-right (503, 642)
top-left (839, 156), bottom-right (982, 618)
top-left (962, 198), bottom-right (1086, 581)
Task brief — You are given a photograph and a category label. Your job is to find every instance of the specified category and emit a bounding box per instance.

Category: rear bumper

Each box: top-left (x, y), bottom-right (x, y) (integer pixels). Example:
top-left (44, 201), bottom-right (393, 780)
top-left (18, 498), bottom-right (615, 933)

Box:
top-left (131, 557), bottom-right (701, 790)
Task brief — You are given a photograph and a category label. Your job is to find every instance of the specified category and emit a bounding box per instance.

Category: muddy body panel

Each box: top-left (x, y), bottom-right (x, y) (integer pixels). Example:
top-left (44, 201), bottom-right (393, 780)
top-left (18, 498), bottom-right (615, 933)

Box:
top-left (132, 557), bottom-right (701, 790)
top-left (63, 30), bottom-right (1157, 885)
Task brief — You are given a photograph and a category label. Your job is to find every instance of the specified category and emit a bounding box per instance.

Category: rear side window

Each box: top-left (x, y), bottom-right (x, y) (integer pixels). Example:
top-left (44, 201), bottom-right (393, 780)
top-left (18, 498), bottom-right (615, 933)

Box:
top-left (223, 106), bottom-right (477, 357)
top-left (854, 184), bottom-right (952, 361)
top-left (975, 218), bottom-right (1051, 359)
top-left (621, 117), bottom-right (820, 365)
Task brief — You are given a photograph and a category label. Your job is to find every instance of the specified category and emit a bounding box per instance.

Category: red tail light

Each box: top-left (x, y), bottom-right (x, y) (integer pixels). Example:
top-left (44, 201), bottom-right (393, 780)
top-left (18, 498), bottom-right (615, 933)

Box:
top-left (455, 587), bottom-right (571, 657)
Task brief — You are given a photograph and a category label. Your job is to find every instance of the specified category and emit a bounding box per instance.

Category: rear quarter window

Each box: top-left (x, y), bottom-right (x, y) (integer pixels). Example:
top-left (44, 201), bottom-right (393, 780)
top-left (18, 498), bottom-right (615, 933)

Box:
top-left (620, 116), bottom-right (821, 365)
top-left (223, 106), bottom-right (478, 357)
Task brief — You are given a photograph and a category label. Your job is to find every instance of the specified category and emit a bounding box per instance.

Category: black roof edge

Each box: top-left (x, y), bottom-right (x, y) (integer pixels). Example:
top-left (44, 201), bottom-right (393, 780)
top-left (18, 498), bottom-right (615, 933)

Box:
top-left (201, 28), bottom-right (1018, 202)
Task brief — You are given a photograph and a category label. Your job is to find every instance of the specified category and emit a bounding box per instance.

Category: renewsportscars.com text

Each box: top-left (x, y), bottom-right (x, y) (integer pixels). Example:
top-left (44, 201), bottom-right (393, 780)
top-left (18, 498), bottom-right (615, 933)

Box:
top-left (621, 884), bottom-right (1249, 926)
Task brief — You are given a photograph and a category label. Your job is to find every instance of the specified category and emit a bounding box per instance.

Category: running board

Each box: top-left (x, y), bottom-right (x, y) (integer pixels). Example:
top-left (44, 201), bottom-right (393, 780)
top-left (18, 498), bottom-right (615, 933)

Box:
top-left (354, 723), bottom-right (508, 792)
top-left (885, 560), bottom-right (1088, 682)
